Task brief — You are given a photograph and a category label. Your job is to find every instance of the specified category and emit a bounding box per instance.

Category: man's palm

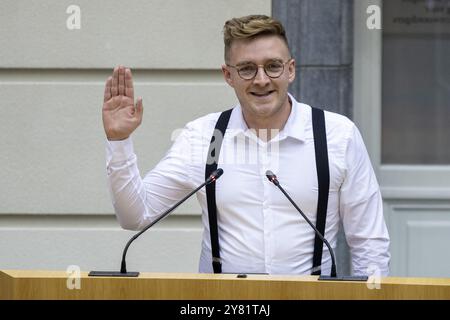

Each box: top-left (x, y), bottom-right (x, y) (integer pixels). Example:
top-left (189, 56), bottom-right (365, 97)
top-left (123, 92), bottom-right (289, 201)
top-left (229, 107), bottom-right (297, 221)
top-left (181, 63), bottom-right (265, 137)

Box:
top-left (102, 66), bottom-right (143, 141)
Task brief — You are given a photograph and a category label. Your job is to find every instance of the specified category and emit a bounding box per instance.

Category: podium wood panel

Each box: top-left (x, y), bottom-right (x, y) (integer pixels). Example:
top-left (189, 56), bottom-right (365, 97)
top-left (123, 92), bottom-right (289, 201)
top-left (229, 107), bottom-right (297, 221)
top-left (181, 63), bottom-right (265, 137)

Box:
top-left (1, 270), bottom-right (449, 300)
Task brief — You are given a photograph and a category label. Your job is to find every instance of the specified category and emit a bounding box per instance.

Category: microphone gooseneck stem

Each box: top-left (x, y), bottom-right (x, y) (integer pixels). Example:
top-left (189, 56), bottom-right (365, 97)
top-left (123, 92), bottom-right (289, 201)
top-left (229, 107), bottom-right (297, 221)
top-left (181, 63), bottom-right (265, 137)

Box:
top-left (120, 171), bottom-right (221, 274)
top-left (276, 183), bottom-right (337, 278)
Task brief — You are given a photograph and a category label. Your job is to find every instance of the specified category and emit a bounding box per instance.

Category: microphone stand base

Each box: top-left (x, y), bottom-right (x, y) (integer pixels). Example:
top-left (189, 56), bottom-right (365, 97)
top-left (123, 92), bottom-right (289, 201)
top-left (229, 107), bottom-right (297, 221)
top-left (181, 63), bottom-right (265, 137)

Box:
top-left (88, 271), bottom-right (139, 277)
top-left (318, 275), bottom-right (368, 281)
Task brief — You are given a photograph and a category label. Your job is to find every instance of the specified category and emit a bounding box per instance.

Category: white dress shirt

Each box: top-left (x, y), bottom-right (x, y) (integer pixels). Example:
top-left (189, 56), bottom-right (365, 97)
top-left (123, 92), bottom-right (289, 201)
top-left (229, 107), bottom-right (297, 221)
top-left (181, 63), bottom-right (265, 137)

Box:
top-left (106, 94), bottom-right (390, 276)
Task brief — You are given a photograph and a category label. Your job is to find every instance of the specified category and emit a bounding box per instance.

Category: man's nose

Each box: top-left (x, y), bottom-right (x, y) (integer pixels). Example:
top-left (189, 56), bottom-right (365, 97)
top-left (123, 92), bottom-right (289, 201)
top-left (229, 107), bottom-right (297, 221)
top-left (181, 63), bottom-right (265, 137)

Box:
top-left (253, 66), bottom-right (270, 84)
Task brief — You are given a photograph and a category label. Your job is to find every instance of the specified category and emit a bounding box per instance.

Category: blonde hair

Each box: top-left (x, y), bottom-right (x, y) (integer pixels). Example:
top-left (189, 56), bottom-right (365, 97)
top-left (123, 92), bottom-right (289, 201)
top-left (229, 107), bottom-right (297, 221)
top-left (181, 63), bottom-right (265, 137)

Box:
top-left (223, 15), bottom-right (290, 62)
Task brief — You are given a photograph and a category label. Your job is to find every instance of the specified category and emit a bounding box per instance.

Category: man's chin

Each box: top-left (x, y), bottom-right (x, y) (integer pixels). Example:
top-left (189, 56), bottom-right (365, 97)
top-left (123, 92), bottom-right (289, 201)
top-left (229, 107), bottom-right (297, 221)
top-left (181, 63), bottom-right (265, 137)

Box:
top-left (249, 103), bottom-right (277, 117)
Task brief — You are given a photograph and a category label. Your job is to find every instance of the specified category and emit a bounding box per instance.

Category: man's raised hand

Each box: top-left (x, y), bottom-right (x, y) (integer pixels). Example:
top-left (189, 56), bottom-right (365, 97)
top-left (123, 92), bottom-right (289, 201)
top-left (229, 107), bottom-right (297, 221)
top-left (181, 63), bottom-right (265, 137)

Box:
top-left (102, 65), bottom-right (143, 141)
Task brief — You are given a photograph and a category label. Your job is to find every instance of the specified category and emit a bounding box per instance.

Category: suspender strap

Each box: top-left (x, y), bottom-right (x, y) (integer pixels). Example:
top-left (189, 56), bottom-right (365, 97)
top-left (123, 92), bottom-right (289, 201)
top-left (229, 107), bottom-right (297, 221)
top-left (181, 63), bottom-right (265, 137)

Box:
top-left (205, 108), bottom-right (233, 273)
top-left (311, 107), bottom-right (330, 275)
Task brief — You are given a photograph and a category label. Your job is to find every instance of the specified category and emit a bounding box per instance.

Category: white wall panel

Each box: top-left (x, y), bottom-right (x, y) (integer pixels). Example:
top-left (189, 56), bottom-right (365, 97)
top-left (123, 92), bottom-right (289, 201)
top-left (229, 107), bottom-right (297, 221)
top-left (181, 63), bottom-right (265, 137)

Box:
top-left (0, 0), bottom-right (271, 69)
top-left (0, 215), bottom-right (202, 272)
top-left (0, 70), bottom-right (236, 214)
top-left (385, 202), bottom-right (450, 277)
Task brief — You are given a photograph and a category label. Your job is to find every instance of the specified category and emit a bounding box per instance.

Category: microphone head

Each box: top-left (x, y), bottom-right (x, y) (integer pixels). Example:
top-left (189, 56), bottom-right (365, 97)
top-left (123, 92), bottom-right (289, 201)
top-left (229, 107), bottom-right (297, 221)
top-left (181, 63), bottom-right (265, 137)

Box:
top-left (265, 170), bottom-right (276, 178)
top-left (212, 168), bottom-right (224, 179)
top-left (206, 168), bottom-right (224, 184)
top-left (265, 170), bottom-right (279, 186)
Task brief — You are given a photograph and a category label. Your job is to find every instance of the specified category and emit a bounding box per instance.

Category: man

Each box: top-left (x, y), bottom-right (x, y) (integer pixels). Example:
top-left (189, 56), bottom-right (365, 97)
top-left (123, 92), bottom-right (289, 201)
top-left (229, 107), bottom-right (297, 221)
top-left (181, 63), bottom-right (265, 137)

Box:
top-left (102, 15), bottom-right (390, 276)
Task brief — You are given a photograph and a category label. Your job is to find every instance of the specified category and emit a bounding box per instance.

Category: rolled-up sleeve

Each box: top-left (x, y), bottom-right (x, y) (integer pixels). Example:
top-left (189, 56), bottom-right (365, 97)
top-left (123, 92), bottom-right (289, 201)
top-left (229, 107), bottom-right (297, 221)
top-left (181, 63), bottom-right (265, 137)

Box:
top-left (339, 124), bottom-right (391, 276)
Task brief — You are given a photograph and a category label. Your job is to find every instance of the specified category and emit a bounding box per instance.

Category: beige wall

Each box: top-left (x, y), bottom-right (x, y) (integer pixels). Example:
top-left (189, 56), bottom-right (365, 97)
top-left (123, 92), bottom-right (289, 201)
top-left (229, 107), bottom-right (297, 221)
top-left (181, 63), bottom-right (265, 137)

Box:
top-left (0, 0), bottom-right (271, 272)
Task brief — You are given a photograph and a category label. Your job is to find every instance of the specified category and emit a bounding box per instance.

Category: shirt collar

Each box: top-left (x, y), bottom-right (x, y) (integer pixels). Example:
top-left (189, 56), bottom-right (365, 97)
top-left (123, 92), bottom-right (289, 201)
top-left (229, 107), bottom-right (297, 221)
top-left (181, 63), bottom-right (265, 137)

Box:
top-left (226, 93), bottom-right (307, 142)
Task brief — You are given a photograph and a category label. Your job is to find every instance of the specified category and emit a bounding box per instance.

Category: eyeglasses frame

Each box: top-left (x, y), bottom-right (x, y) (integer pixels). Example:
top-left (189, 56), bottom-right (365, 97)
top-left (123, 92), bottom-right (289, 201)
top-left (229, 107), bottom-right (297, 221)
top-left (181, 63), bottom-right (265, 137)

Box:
top-left (225, 59), bottom-right (293, 80)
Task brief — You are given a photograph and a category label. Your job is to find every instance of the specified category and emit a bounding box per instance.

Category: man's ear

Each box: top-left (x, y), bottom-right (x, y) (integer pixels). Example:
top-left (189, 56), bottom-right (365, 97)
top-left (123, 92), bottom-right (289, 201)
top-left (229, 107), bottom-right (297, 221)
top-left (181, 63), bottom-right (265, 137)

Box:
top-left (222, 64), bottom-right (234, 88)
top-left (288, 59), bottom-right (296, 84)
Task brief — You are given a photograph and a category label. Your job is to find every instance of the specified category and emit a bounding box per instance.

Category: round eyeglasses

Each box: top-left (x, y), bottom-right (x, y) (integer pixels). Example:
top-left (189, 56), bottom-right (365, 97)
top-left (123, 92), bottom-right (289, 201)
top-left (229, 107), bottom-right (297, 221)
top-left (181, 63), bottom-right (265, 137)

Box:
top-left (226, 59), bottom-right (291, 80)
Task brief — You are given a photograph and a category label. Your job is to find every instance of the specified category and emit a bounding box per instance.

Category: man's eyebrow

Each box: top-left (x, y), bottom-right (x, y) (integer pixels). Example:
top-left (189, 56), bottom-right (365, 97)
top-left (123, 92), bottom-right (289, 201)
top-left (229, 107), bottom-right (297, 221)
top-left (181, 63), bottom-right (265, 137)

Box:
top-left (235, 60), bottom-right (254, 66)
top-left (235, 58), bottom-right (284, 66)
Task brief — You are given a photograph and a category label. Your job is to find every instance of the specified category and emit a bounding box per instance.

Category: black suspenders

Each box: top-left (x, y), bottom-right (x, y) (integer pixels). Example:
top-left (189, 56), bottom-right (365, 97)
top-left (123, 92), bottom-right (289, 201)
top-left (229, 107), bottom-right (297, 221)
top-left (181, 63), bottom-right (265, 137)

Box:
top-left (205, 108), bottom-right (233, 273)
top-left (205, 106), bottom-right (330, 275)
top-left (311, 107), bottom-right (330, 275)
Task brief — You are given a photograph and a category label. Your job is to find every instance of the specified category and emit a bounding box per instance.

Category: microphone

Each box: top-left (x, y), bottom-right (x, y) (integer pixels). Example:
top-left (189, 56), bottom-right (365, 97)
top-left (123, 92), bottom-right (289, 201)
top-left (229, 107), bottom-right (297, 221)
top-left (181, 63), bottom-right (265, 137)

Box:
top-left (266, 170), bottom-right (368, 281)
top-left (89, 168), bottom-right (224, 277)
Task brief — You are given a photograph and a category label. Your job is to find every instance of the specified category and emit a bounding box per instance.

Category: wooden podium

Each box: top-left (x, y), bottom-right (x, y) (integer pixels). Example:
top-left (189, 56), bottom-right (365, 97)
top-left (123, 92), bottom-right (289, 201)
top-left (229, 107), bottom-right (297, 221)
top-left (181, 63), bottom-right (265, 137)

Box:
top-left (1, 270), bottom-right (449, 300)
